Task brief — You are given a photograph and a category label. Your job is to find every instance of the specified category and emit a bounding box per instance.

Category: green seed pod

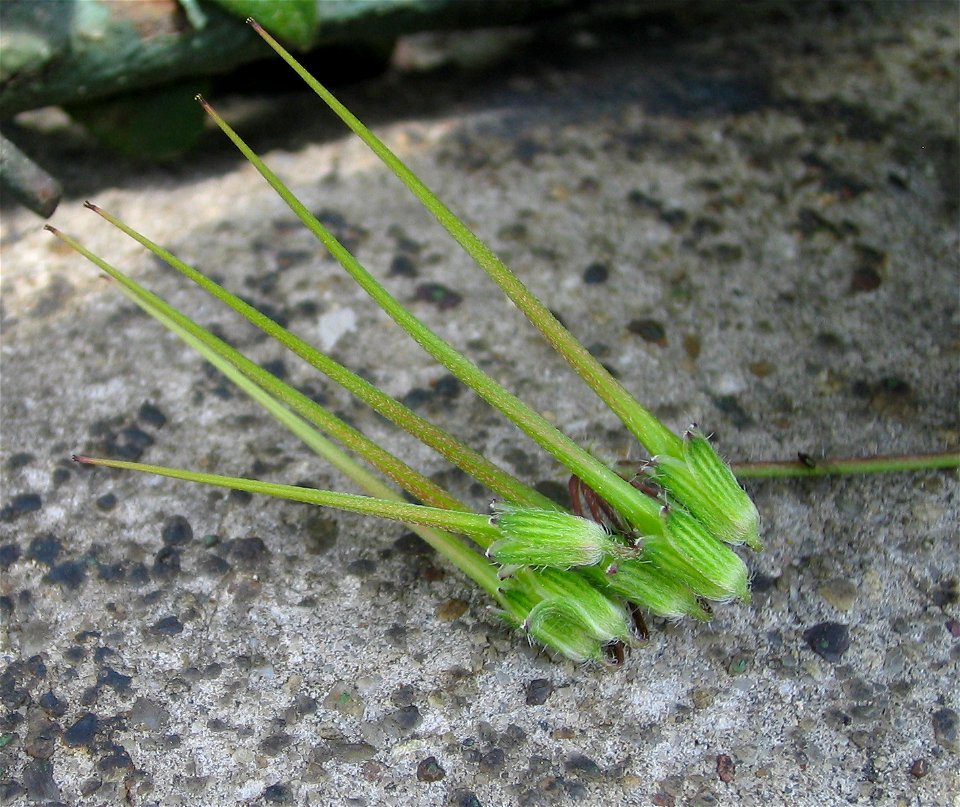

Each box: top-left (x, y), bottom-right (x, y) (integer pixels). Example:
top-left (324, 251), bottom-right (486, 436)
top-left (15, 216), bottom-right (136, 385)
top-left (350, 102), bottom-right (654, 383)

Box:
top-left (662, 508), bottom-right (751, 602)
top-left (488, 506), bottom-right (635, 569)
top-left (682, 428), bottom-right (762, 550)
top-left (583, 559), bottom-right (712, 621)
top-left (529, 568), bottom-right (631, 643)
top-left (641, 535), bottom-right (735, 603)
top-left (523, 598), bottom-right (605, 662)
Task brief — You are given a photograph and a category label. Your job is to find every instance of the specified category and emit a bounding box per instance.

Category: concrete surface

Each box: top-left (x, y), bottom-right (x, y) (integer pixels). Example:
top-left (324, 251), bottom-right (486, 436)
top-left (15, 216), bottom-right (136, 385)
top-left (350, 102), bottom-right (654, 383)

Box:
top-left (1, 2), bottom-right (958, 805)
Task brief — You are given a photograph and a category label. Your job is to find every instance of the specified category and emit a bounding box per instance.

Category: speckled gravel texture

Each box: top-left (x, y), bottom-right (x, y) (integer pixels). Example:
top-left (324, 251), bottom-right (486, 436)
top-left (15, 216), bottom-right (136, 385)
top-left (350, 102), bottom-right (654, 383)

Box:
top-left (2, 3), bottom-right (958, 806)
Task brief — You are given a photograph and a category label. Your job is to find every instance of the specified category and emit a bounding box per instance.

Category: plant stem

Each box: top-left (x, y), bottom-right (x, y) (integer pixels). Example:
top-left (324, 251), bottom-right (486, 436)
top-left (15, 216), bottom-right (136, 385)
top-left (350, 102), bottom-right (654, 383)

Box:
top-left (196, 97), bottom-right (665, 538)
top-left (249, 19), bottom-right (684, 462)
top-left (733, 450), bottom-right (960, 479)
top-left (85, 203), bottom-right (556, 511)
top-left (124, 277), bottom-right (502, 586)
top-left (46, 225), bottom-right (463, 512)
top-left (74, 455), bottom-right (505, 593)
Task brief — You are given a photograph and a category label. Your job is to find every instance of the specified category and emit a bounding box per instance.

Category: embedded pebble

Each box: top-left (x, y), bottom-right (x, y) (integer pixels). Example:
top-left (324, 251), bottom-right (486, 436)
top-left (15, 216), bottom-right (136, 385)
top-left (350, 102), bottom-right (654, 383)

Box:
top-left (524, 678), bottom-right (553, 706)
top-left (324, 683), bottom-right (364, 718)
top-left (1, 492), bottom-right (42, 521)
top-left (818, 578), bottom-right (859, 611)
top-left (565, 753), bottom-right (603, 781)
top-left (227, 536), bottom-right (270, 566)
top-left (480, 748), bottom-right (505, 774)
top-left (260, 733), bottom-right (293, 756)
top-left (150, 615), bottom-right (184, 636)
top-left (435, 598), bottom-right (468, 622)
top-left (384, 705), bottom-right (422, 733)
top-left (131, 697), bottom-right (168, 729)
top-left (0, 543), bottom-right (20, 568)
top-left (44, 560), bottom-right (86, 589)
top-left (803, 622), bottom-right (850, 662)
top-left (582, 262), bottom-right (609, 284)
top-left (909, 758), bottom-right (929, 778)
top-left (416, 755), bottom-right (446, 782)
top-left (161, 515), bottom-right (193, 546)
top-left (263, 782), bottom-right (293, 803)
top-left (63, 713), bottom-right (99, 748)
top-left (627, 318), bottom-right (666, 345)
top-left (331, 742), bottom-right (377, 763)
top-left (22, 759), bottom-right (59, 801)
top-left (932, 707), bottom-right (958, 752)
top-left (716, 754), bottom-right (735, 783)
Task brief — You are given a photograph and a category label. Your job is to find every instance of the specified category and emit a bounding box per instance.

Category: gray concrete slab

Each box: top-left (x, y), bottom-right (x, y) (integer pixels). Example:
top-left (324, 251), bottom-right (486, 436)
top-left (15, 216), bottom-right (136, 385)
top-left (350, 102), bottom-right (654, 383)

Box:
top-left (1, 3), bottom-right (957, 805)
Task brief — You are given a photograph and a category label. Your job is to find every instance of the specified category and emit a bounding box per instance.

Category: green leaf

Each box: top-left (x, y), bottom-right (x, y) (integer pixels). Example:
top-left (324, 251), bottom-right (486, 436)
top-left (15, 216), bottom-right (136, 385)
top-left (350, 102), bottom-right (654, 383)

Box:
top-left (211, 0), bottom-right (317, 49)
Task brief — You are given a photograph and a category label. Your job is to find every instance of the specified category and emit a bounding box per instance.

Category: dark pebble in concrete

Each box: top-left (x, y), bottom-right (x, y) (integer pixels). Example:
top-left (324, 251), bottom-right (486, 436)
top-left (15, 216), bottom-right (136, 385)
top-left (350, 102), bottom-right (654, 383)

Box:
top-left (347, 558), bottom-right (377, 576)
top-left (525, 678), bottom-right (553, 706)
top-left (909, 758), bottom-right (929, 778)
top-left (1, 492), bottom-right (42, 521)
top-left (127, 562), bottom-right (150, 586)
top-left (6, 452), bottom-right (35, 470)
top-left (161, 515), bottom-right (193, 546)
top-left (199, 554), bottom-right (231, 576)
top-left (480, 748), bottom-right (505, 774)
top-left (432, 373), bottom-right (462, 399)
top-left (151, 546), bottom-right (181, 580)
top-left (932, 707), bottom-right (958, 752)
top-left (414, 282), bottom-right (462, 310)
top-left (0, 782), bottom-right (26, 802)
top-left (260, 733), bottom-right (293, 756)
top-left (565, 753), bottom-right (603, 781)
top-left (44, 560), bottom-right (86, 589)
top-left (389, 253), bottom-right (417, 277)
top-left (137, 402), bottom-right (167, 428)
top-left (25, 656), bottom-right (45, 678)
top-left (330, 741), bottom-right (376, 763)
top-left (95, 493), bottom-right (117, 511)
top-left (97, 667), bottom-right (132, 694)
top-left (98, 742), bottom-right (133, 772)
top-left (304, 513), bottom-right (339, 554)
top-left (63, 713), bottom-right (99, 748)
top-left (263, 783), bottom-right (292, 803)
top-left (455, 792), bottom-right (482, 807)
top-left (22, 759), bottom-right (59, 801)
top-left (109, 425), bottom-right (155, 460)
top-left (97, 561), bottom-right (125, 581)
top-left (150, 616), bottom-right (183, 636)
top-left (0, 543), bottom-right (20, 568)
top-left (25, 717), bottom-right (59, 759)
top-left (501, 723), bottom-right (527, 749)
top-left (582, 262), bottom-right (609, 284)
top-left (716, 754), bottom-right (735, 782)
top-left (416, 755), bottom-right (445, 782)
top-left (803, 622), bottom-right (850, 662)
top-left (39, 691), bottom-right (67, 717)
top-left (27, 535), bottom-right (61, 566)
top-left (387, 705), bottom-right (422, 733)
top-left (627, 318), bottom-right (666, 344)
top-left (710, 394), bottom-right (754, 428)
top-left (227, 536), bottom-right (270, 566)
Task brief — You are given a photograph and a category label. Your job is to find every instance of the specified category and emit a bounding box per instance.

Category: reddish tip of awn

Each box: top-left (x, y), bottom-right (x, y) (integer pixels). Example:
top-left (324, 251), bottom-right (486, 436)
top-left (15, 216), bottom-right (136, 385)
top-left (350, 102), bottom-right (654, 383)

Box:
top-left (72, 455), bottom-right (90, 464)
top-left (43, 224), bottom-right (59, 235)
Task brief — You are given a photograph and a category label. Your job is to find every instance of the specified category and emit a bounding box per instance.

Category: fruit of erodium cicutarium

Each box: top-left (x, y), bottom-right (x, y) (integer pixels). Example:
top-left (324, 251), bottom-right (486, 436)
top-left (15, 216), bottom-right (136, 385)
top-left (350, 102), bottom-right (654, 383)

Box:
top-left (52, 20), bottom-right (764, 663)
